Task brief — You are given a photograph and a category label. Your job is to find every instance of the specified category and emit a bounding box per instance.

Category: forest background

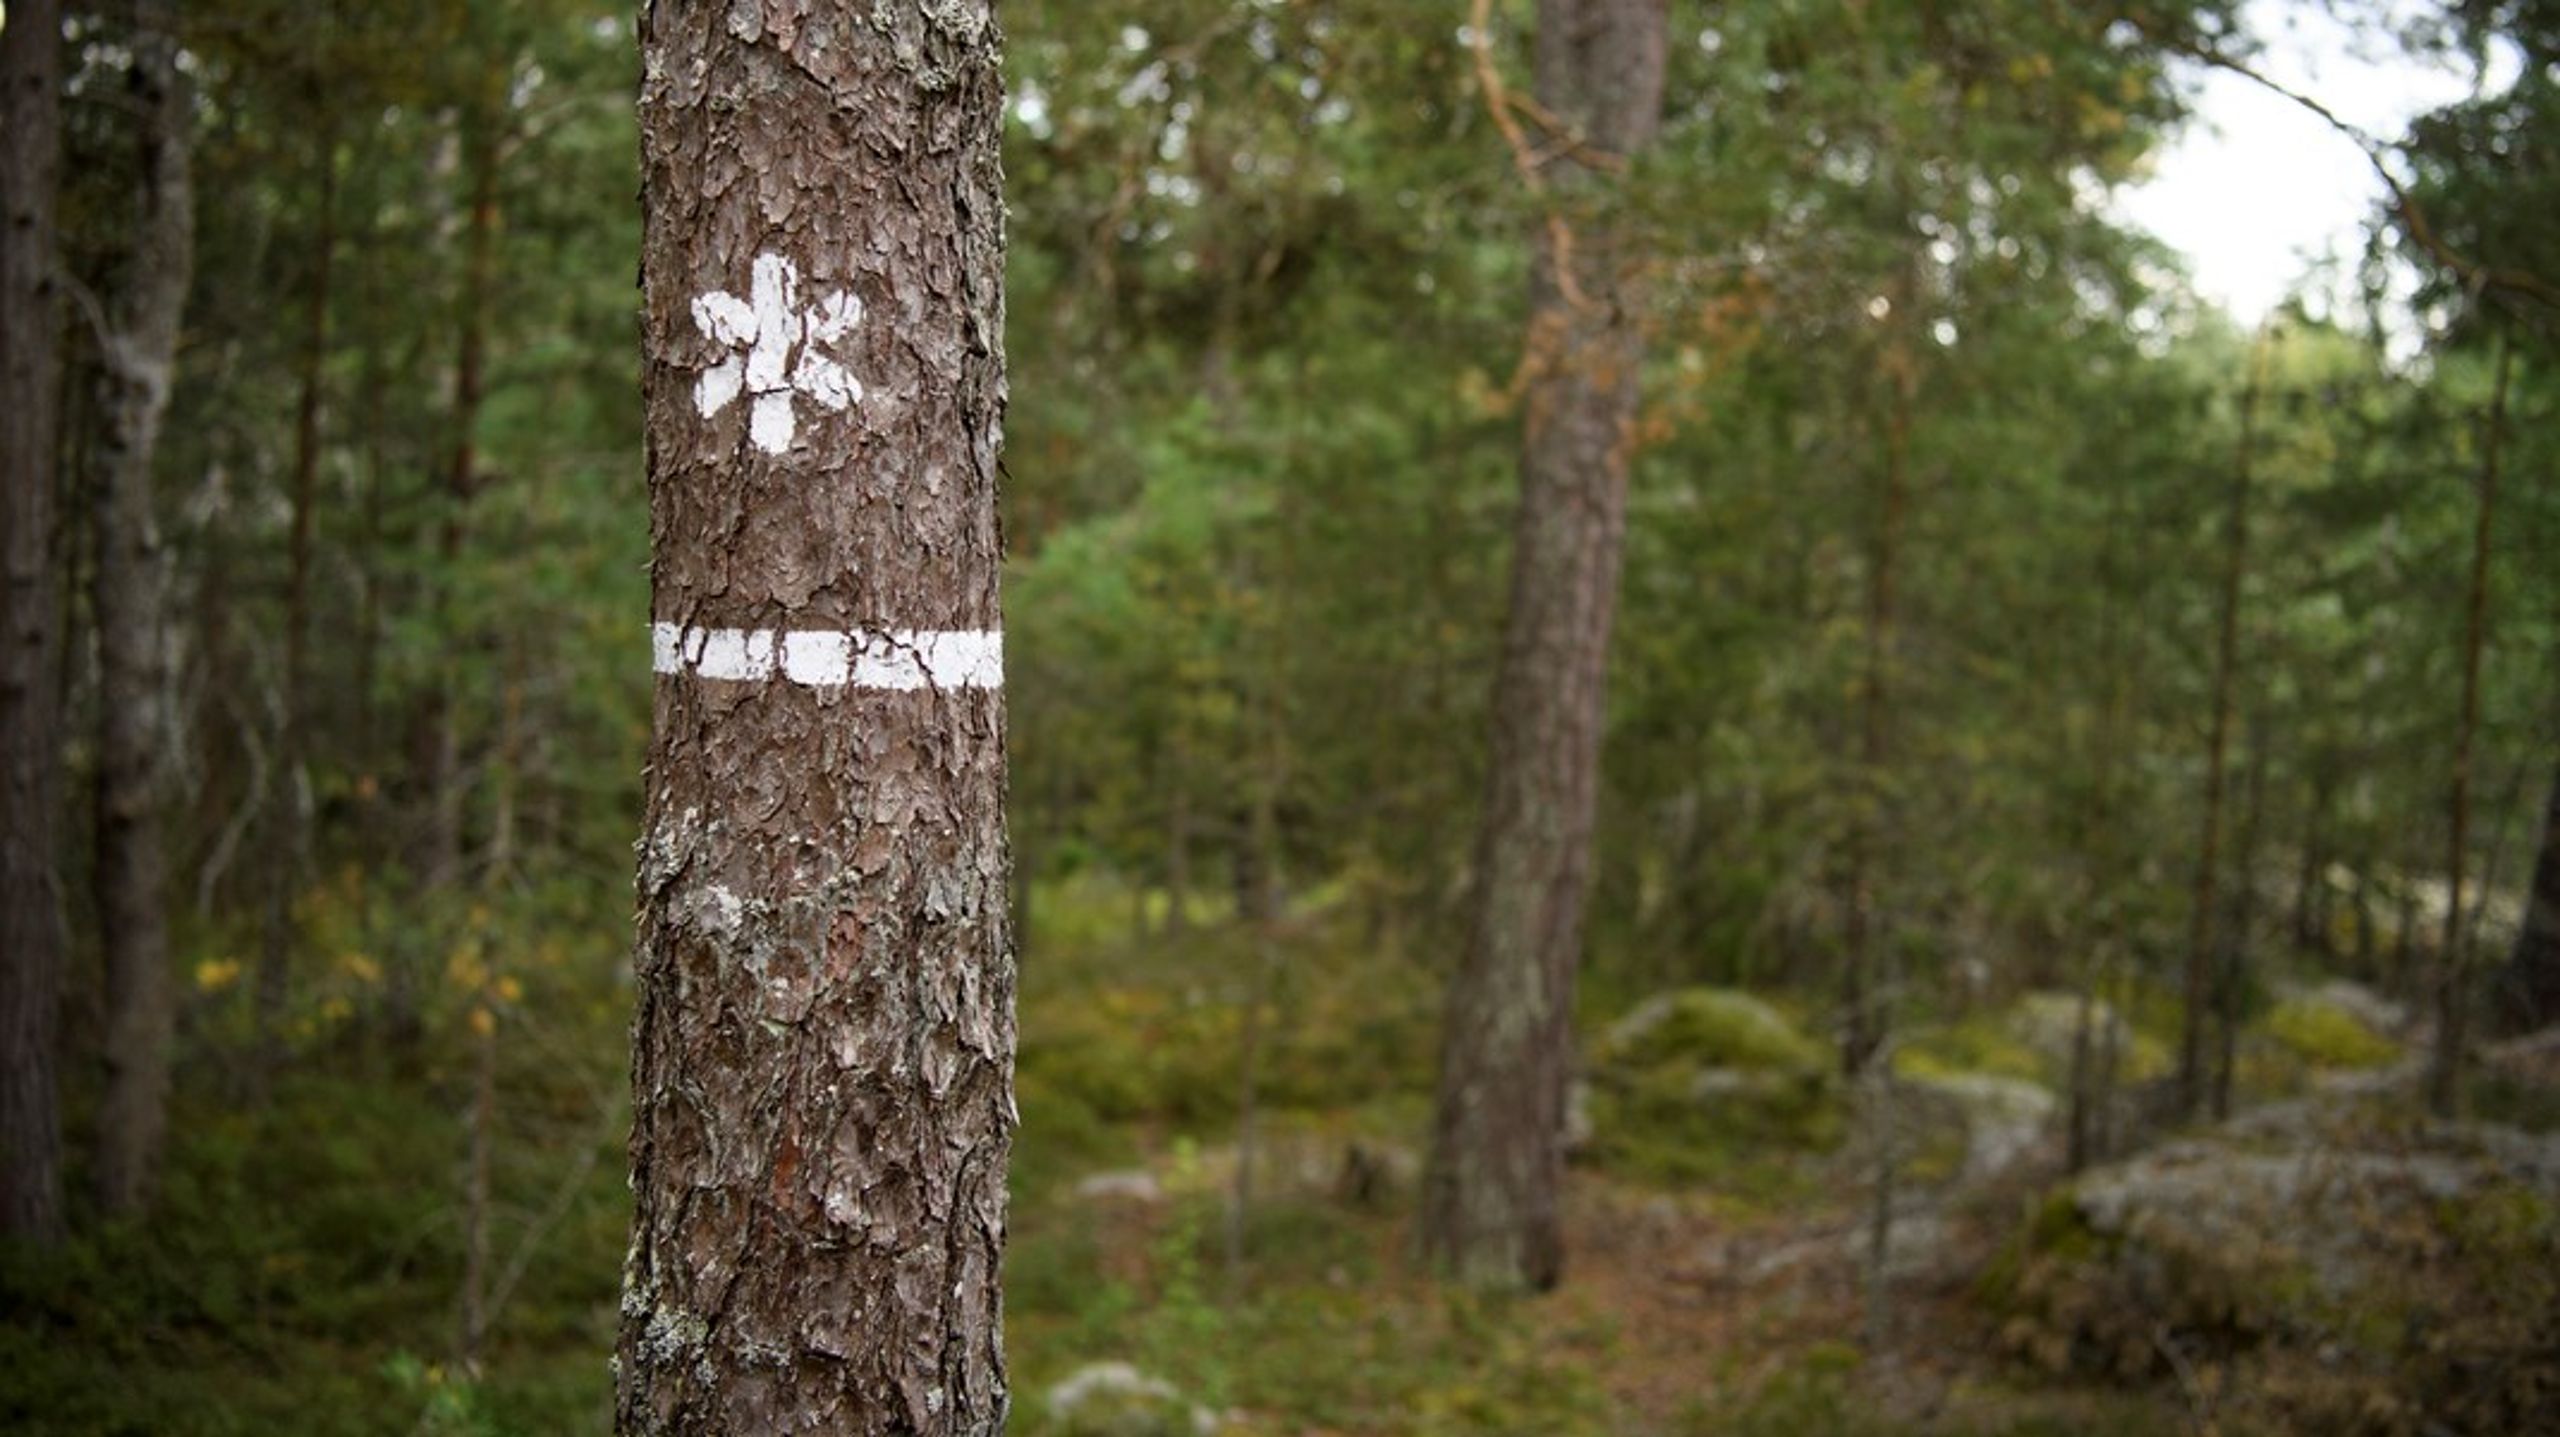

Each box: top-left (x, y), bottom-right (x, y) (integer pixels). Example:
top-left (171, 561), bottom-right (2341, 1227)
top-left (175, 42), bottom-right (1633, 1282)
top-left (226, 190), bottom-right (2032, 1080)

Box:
top-left (3, 0), bottom-right (2558, 1432)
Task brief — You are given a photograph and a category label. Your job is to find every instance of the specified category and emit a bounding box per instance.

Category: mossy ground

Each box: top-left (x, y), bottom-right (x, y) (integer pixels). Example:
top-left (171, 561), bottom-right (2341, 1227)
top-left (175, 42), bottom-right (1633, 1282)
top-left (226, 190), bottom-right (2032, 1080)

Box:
top-left (3, 882), bottom-right (2543, 1435)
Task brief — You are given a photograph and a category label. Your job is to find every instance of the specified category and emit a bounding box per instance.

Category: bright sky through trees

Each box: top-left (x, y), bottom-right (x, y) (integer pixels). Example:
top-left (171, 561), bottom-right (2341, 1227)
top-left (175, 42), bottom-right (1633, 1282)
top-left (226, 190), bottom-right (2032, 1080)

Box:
top-left (2119, 0), bottom-right (2523, 323)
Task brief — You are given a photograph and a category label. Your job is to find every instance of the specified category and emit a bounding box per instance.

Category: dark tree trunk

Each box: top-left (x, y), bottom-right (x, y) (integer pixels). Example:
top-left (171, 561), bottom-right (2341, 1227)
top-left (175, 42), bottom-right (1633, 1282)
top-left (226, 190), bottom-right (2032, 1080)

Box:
top-left (2179, 339), bottom-right (2261, 1117)
top-left (2501, 759), bottom-right (2560, 1033)
top-left (2213, 707), bottom-right (2269, 1121)
top-left (620, 4), bottom-right (1013, 1432)
top-left (458, 975), bottom-right (497, 1370)
top-left (1422, 0), bottom-right (1665, 1291)
top-left (2429, 324), bottom-right (2511, 1115)
top-left (1163, 764), bottom-right (1191, 940)
top-left (412, 99), bottom-right (501, 911)
top-left (1841, 265), bottom-right (1916, 1080)
top-left (255, 132), bottom-right (336, 1088)
top-left (1, 0), bottom-right (67, 1248)
top-left (90, 0), bottom-right (192, 1218)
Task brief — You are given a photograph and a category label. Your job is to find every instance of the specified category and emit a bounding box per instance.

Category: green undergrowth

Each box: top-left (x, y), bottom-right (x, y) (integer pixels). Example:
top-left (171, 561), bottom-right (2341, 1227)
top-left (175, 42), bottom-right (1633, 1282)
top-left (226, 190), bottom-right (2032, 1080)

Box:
top-left (1010, 1189), bottom-right (1622, 1436)
top-left (1677, 1341), bottom-right (2189, 1437)
top-left (16, 869), bottom-right (2541, 1436)
top-left (2, 884), bottom-right (632, 1437)
top-left (0, 1061), bottom-right (626, 1436)
top-left (1017, 877), bottom-right (1439, 1152)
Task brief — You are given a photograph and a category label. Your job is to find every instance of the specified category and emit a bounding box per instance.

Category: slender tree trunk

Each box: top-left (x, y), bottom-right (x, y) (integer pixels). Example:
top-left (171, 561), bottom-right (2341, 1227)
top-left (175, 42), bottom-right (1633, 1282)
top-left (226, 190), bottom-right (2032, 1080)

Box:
top-left (1226, 916), bottom-right (1278, 1290)
top-left (2500, 759), bottom-right (2560, 1033)
top-left (2179, 336), bottom-right (2263, 1117)
top-left (0, 0), bottom-right (67, 1247)
top-left (2068, 479), bottom-right (2138, 1174)
top-left (414, 105), bottom-right (500, 906)
top-left (1422, 0), bottom-right (1665, 1291)
top-left (2393, 878), bottom-right (2421, 1004)
top-left (1852, 263), bottom-right (1919, 1348)
top-left (90, 0), bottom-right (193, 1217)
top-left (1164, 746), bottom-right (1191, 940)
top-left (2214, 707), bottom-right (2269, 1120)
top-left (255, 131), bottom-right (337, 1087)
top-left (2429, 325), bottom-right (2512, 1116)
top-left (620, 6), bottom-right (1013, 1431)
top-left (458, 976), bottom-right (497, 1372)
top-left (1226, 726), bottom-right (1286, 1286)
top-left (1842, 272), bottom-right (1916, 1080)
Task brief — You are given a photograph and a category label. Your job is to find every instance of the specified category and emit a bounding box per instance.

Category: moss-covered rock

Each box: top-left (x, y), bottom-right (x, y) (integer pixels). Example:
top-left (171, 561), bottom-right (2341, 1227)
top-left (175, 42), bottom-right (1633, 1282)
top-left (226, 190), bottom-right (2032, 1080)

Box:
top-left (1597, 988), bottom-right (1828, 1074)
top-left (2002, 992), bottom-right (2172, 1083)
top-left (1903, 1070), bottom-right (2057, 1180)
top-left (2262, 993), bottom-right (2399, 1071)
top-left (1584, 992), bottom-right (1840, 1195)
top-left (1981, 1098), bottom-right (2560, 1420)
top-left (1040, 1362), bottom-right (1214, 1437)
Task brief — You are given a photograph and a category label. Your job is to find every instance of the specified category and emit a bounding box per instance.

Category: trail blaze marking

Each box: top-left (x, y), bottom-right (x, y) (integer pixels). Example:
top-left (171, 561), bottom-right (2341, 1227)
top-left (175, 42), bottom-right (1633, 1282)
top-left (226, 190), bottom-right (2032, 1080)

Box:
top-left (652, 624), bottom-right (1003, 691)
top-left (691, 253), bottom-right (864, 454)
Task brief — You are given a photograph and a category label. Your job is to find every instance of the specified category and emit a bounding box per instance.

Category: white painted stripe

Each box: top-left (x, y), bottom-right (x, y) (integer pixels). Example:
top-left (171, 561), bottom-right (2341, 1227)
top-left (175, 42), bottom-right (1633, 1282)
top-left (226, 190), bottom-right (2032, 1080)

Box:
top-left (651, 623), bottom-right (1003, 690)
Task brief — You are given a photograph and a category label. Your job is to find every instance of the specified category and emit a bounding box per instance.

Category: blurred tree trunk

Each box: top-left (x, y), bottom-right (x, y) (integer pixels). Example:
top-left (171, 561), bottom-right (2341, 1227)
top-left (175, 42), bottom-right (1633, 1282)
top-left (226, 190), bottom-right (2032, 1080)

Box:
top-left (2178, 336), bottom-right (2262, 1118)
top-left (254, 128), bottom-right (336, 1094)
top-left (0, 0), bottom-right (67, 1247)
top-left (90, 0), bottom-right (193, 1217)
top-left (2068, 494), bottom-right (2136, 1175)
top-left (2214, 707), bottom-right (2270, 1121)
top-left (410, 95), bottom-right (501, 915)
top-left (2429, 323), bottom-right (2511, 1116)
top-left (2501, 760), bottom-right (2560, 1033)
top-left (1164, 747), bottom-right (1191, 940)
top-left (1423, 0), bottom-right (1665, 1291)
top-left (1841, 266), bottom-right (1916, 1080)
top-left (619, 4), bottom-right (1012, 1431)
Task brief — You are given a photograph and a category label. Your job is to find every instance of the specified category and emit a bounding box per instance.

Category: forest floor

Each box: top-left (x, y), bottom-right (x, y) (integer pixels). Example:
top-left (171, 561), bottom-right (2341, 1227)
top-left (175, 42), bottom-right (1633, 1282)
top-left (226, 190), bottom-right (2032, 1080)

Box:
top-left (4, 877), bottom-right (2555, 1435)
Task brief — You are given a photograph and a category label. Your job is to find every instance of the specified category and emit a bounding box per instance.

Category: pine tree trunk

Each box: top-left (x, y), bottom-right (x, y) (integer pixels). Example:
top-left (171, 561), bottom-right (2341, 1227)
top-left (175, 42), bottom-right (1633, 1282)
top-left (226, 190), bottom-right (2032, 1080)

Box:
top-left (412, 99), bottom-right (501, 913)
top-left (2429, 324), bottom-right (2511, 1116)
top-left (2213, 708), bottom-right (2269, 1121)
top-left (91, 0), bottom-right (192, 1218)
top-left (620, 5), bottom-right (1013, 1431)
top-left (255, 132), bottom-right (336, 1089)
top-left (2179, 336), bottom-right (2262, 1117)
top-left (1, 0), bottom-right (67, 1248)
top-left (2501, 759), bottom-right (2560, 1033)
top-left (1422, 0), bottom-right (1665, 1291)
top-left (1841, 264), bottom-right (1917, 1080)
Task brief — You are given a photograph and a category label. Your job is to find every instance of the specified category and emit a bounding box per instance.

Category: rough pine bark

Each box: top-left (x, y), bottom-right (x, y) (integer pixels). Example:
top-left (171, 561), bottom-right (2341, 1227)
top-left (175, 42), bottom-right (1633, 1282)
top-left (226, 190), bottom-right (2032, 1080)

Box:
top-left (1, 0), bottom-right (67, 1247)
top-left (620, 3), bottom-right (1012, 1431)
top-left (91, 0), bottom-right (193, 1218)
top-left (1422, 0), bottom-right (1665, 1291)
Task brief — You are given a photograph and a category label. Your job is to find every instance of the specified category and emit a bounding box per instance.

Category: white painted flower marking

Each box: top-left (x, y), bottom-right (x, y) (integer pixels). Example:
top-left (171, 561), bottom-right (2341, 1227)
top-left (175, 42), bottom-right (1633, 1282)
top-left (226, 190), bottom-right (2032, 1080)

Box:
top-left (690, 253), bottom-right (864, 454)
